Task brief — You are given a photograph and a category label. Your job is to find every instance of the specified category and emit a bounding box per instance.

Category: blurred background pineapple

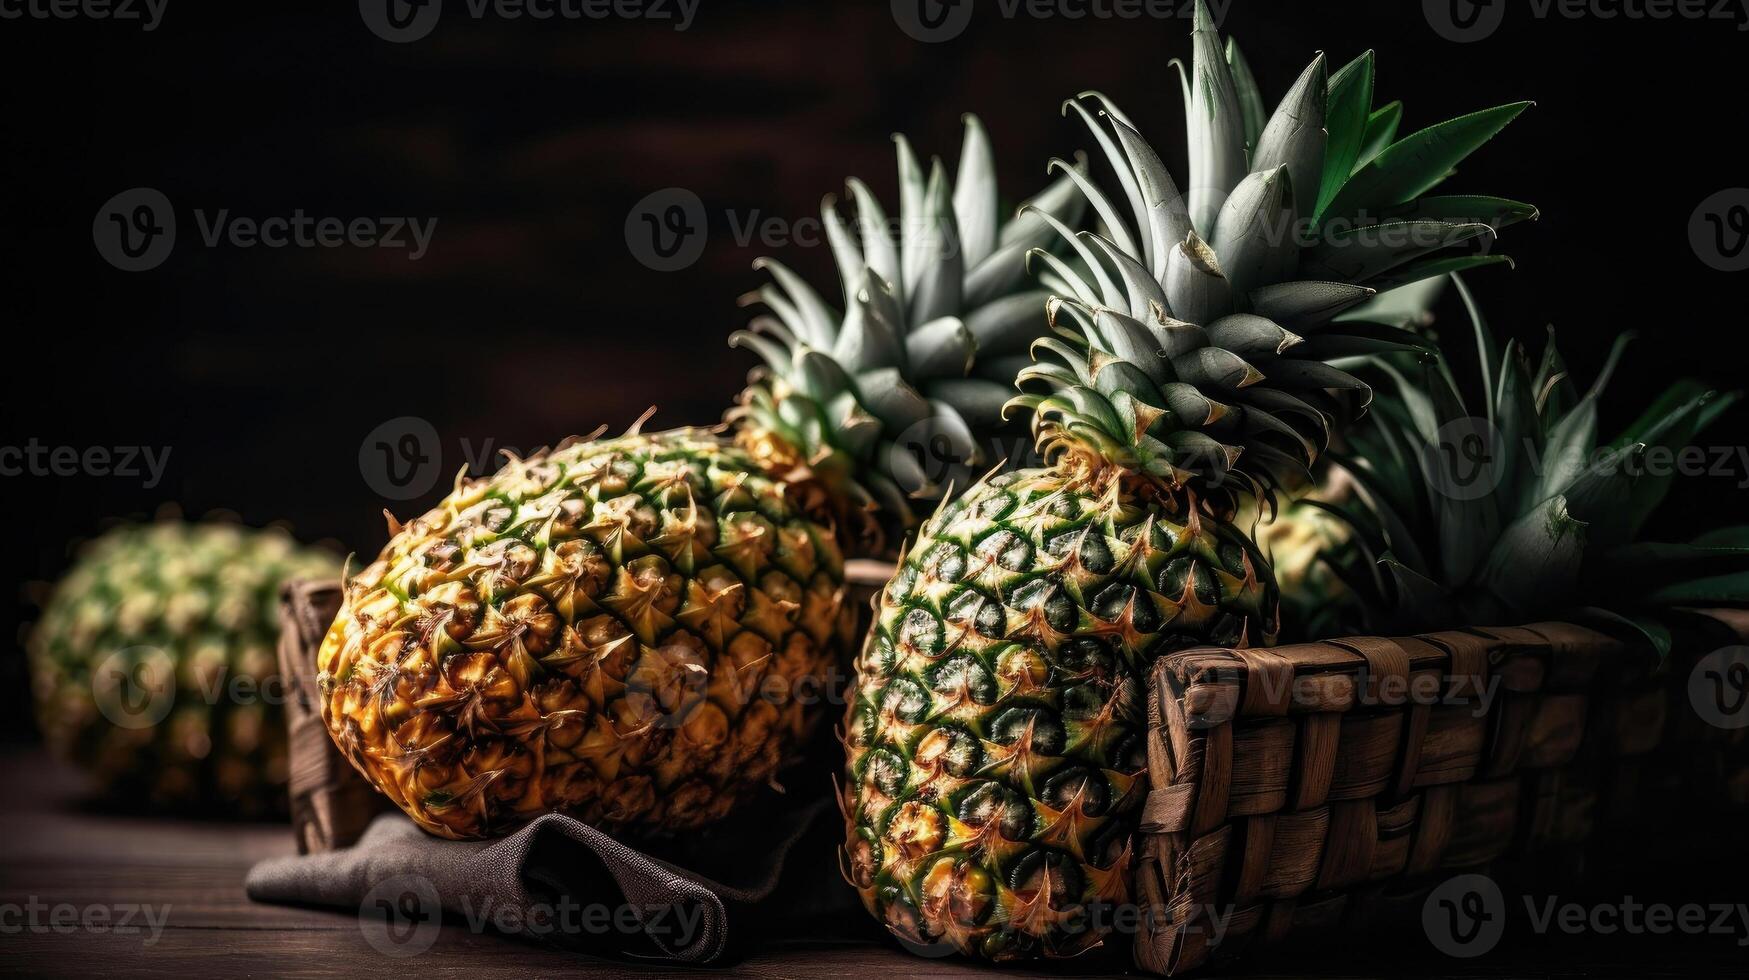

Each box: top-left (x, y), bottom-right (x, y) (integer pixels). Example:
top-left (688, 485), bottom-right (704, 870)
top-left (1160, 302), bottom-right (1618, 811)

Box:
top-left (27, 518), bottom-right (337, 817)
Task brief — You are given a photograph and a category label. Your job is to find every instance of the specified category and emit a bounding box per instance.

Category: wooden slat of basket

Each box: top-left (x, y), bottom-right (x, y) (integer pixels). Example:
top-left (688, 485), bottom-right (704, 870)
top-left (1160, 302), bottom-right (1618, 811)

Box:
top-left (1132, 620), bottom-right (1745, 976)
top-left (276, 579), bottom-right (390, 854)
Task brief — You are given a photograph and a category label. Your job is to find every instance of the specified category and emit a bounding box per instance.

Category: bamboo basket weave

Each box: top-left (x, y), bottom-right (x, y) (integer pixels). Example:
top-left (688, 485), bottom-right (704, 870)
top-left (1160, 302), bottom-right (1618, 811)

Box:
top-left (1134, 614), bottom-right (1749, 975)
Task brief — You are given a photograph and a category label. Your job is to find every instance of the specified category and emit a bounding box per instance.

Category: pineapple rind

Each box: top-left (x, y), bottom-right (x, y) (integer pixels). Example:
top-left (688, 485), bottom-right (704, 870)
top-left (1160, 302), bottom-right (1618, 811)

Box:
top-left (320, 429), bottom-right (848, 839)
top-left (841, 469), bottom-right (1277, 959)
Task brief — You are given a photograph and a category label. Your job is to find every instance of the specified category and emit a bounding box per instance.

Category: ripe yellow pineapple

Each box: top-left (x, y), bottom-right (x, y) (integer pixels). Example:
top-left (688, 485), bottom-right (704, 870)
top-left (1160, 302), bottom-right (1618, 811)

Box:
top-left (321, 431), bottom-right (847, 837)
top-left (320, 118), bottom-right (1086, 838)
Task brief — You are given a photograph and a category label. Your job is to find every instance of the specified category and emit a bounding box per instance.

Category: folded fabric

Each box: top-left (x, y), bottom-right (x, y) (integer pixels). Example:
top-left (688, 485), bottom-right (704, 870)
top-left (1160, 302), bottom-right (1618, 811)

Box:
top-left (246, 794), bottom-right (836, 963)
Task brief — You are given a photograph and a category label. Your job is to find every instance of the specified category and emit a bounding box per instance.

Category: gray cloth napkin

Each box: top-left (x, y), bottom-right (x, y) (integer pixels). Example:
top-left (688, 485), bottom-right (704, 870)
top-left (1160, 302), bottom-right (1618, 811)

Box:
top-left (246, 796), bottom-right (834, 963)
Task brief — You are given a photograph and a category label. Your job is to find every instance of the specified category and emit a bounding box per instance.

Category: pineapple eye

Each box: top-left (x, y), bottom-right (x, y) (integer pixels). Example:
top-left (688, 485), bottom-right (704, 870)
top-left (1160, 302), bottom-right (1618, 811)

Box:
top-left (956, 781), bottom-right (1031, 840)
top-left (1158, 556), bottom-right (1218, 605)
top-left (1216, 539), bottom-right (1249, 573)
top-left (845, 700), bottom-right (879, 749)
top-left (862, 746), bottom-right (909, 798)
top-left (972, 491), bottom-right (1017, 521)
top-left (975, 530), bottom-right (1033, 572)
top-left (883, 800), bottom-right (947, 860)
top-left (1108, 730), bottom-right (1147, 775)
top-left (987, 706), bottom-right (1067, 755)
top-left (926, 653), bottom-right (997, 706)
top-left (878, 677), bottom-right (932, 724)
top-left (889, 564), bottom-right (919, 601)
top-left (845, 830), bottom-right (881, 887)
top-left (1091, 581), bottom-right (1163, 634)
top-left (863, 632), bottom-right (900, 679)
top-left (1046, 528), bottom-right (1113, 574)
top-left (1059, 680), bottom-right (1119, 725)
top-left (1055, 638), bottom-right (1117, 679)
top-left (914, 726), bottom-right (982, 778)
top-left (1008, 849), bottom-right (1085, 906)
top-left (897, 607), bottom-right (944, 655)
top-left (1006, 579), bottom-right (1074, 632)
top-left (927, 543), bottom-right (968, 583)
top-left (1042, 766), bottom-right (1110, 816)
top-left (1207, 613), bottom-right (1245, 647)
top-left (944, 590), bottom-right (1004, 639)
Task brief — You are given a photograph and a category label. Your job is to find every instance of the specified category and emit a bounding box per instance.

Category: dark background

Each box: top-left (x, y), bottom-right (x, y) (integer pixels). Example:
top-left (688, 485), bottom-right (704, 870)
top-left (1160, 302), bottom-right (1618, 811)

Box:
top-left (3, 0), bottom-right (1746, 739)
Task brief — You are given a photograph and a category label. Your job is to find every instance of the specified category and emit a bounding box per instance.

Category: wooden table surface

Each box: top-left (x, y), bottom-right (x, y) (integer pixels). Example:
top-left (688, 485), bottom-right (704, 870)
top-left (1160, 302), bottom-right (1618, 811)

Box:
top-left (1, 746), bottom-right (1743, 979)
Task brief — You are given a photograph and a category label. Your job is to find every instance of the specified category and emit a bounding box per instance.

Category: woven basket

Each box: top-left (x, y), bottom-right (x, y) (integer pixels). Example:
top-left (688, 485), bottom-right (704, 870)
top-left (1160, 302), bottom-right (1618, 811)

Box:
top-left (276, 579), bottom-right (393, 853)
top-left (1134, 614), bottom-right (1749, 975)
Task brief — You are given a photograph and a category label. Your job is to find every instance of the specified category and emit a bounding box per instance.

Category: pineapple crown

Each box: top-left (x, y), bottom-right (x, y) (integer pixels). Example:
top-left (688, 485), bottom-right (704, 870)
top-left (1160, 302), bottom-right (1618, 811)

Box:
top-left (729, 115), bottom-right (1085, 548)
top-left (1009, 0), bottom-right (1534, 512)
top-left (1310, 276), bottom-right (1749, 656)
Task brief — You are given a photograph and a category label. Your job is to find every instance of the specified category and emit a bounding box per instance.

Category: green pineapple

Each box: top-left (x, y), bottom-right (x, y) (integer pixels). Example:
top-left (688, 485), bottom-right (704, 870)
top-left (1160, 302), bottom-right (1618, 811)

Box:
top-left (1292, 276), bottom-right (1749, 652)
top-left (840, 1), bottom-right (1535, 960)
top-left (28, 520), bottom-right (337, 816)
top-left (320, 122), bottom-right (1084, 839)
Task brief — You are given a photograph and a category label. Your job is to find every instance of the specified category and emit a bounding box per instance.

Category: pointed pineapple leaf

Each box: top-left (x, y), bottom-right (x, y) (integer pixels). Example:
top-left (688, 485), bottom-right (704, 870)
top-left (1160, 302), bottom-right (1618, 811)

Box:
top-left (1324, 102), bottom-right (1532, 219)
top-left (1188, 0), bottom-right (1248, 233)
top-left (1316, 50), bottom-right (1376, 220)
top-left (1253, 54), bottom-right (1328, 221)
top-left (1355, 100), bottom-right (1403, 169)
top-left (1226, 37), bottom-right (1268, 150)
top-left (952, 114), bottom-right (1000, 272)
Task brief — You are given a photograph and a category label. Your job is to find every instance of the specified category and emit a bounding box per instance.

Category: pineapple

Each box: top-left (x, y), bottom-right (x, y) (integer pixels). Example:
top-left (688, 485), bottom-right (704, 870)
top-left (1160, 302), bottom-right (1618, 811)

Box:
top-left (733, 114), bottom-right (1084, 554)
top-left (840, 1), bottom-right (1535, 960)
top-left (318, 119), bottom-right (1086, 840)
top-left (321, 430), bottom-right (849, 837)
top-left (1299, 277), bottom-right (1749, 653)
top-left (28, 520), bottom-right (337, 816)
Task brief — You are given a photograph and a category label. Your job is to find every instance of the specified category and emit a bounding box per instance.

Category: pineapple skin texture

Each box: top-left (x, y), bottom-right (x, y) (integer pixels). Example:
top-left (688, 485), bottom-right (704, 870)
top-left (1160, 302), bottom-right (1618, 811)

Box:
top-left (28, 522), bottom-right (338, 816)
top-left (320, 430), bottom-right (849, 839)
top-left (842, 468), bottom-right (1278, 960)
